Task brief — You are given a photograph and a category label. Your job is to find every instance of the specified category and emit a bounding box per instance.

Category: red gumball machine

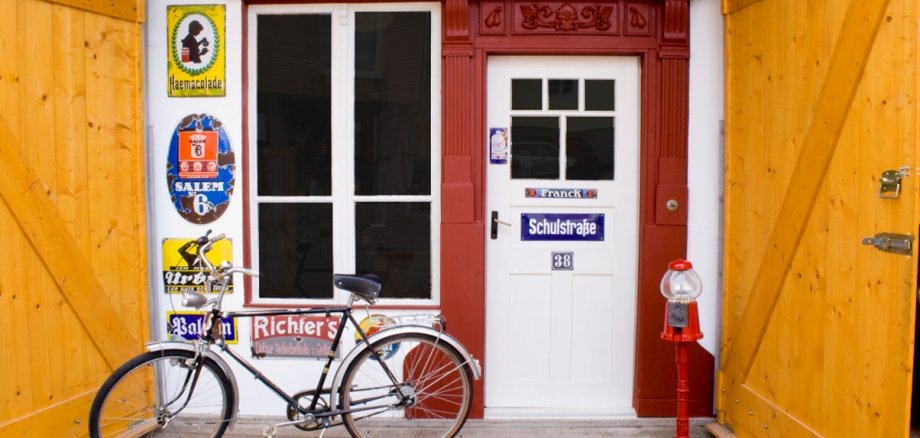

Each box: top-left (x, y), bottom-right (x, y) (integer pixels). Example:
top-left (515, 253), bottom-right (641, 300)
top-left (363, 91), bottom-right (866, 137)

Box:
top-left (660, 259), bottom-right (703, 438)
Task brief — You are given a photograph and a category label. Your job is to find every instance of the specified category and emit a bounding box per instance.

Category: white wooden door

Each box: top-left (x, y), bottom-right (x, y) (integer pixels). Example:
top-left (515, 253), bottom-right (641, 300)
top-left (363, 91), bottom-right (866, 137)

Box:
top-left (484, 56), bottom-right (640, 416)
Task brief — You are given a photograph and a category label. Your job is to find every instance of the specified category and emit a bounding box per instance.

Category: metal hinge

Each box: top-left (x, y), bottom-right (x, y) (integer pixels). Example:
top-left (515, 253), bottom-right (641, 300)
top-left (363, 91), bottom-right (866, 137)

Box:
top-left (879, 167), bottom-right (910, 199)
top-left (862, 233), bottom-right (914, 255)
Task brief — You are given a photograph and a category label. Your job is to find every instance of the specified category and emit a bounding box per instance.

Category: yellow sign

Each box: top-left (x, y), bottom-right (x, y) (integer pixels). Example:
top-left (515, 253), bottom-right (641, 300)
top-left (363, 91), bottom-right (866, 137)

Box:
top-left (167, 4), bottom-right (226, 97)
top-left (162, 238), bottom-right (233, 294)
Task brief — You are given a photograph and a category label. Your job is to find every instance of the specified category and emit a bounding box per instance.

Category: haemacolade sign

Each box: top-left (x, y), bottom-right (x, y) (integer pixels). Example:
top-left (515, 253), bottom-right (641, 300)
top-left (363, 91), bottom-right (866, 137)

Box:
top-left (520, 213), bottom-right (605, 241)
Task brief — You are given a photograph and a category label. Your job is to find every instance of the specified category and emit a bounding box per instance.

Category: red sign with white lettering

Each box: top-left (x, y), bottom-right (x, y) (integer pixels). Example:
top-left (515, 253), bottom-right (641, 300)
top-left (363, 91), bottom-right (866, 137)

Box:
top-left (250, 315), bottom-right (340, 359)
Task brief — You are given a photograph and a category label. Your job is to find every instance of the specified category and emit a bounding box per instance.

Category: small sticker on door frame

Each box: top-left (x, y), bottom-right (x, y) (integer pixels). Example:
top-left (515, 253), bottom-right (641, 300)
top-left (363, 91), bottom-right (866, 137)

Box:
top-left (489, 127), bottom-right (509, 164)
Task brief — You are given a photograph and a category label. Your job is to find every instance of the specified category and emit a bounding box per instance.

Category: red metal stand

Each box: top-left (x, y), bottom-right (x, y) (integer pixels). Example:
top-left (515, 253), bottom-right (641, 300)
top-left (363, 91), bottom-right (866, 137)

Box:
top-left (661, 301), bottom-right (703, 438)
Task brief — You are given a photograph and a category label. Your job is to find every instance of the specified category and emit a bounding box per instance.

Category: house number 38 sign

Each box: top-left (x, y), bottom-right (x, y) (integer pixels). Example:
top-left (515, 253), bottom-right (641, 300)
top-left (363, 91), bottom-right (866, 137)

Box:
top-left (552, 252), bottom-right (574, 270)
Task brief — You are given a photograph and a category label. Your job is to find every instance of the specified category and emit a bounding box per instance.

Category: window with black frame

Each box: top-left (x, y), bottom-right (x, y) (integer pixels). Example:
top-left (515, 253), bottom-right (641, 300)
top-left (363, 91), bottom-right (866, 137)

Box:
top-left (252, 7), bottom-right (438, 302)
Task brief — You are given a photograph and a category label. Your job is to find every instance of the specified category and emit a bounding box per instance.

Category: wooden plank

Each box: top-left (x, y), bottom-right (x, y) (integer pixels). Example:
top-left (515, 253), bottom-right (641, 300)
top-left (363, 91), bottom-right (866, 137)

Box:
top-left (722, 380), bottom-right (821, 437)
top-left (719, 0), bottom-right (891, 381)
top-left (0, 115), bottom-right (139, 369)
top-left (51, 3), bottom-right (92, 400)
top-left (46, 0), bottom-right (144, 23)
top-left (0, 0), bottom-right (25, 421)
top-left (0, 390), bottom-right (95, 437)
top-left (18, 0), bottom-right (57, 410)
top-left (83, 12), bottom-right (146, 341)
top-left (705, 421), bottom-right (736, 438)
top-left (722, 0), bottom-right (763, 16)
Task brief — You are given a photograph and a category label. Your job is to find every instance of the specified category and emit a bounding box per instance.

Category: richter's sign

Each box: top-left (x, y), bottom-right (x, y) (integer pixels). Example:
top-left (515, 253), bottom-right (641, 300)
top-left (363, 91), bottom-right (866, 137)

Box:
top-left (251, 315), bottom-right (340, 359)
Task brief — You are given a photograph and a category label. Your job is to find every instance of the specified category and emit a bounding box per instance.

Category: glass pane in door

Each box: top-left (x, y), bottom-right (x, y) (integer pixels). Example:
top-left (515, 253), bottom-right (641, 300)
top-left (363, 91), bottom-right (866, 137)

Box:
top-left (511, 116), bottom-right (560, 179)
top-left (566, 116), bottom-right (614, 180)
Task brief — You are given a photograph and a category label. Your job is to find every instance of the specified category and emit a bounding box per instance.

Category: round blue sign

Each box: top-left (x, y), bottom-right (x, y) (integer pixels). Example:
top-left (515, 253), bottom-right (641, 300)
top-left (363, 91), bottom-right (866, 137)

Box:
top-left (166, 114), bottom-right (235, 224)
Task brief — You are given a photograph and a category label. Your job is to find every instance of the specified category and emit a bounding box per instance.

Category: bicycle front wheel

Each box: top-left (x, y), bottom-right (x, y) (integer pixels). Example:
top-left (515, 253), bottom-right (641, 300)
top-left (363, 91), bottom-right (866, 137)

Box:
top-left (89, 349), bottom-right (235, 438)
top-left (341, 332), bottom-right (473, 438)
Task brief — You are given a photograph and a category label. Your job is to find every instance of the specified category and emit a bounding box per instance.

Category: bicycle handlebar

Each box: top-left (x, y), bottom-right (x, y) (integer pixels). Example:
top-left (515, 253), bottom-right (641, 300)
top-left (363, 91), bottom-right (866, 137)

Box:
top-left (192, 231), bottom-right (256, 281)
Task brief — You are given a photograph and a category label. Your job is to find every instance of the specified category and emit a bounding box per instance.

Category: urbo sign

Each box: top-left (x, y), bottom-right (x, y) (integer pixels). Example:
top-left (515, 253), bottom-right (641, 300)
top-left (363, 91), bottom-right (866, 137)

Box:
top-left (521, 213), bottom-right (605, 241)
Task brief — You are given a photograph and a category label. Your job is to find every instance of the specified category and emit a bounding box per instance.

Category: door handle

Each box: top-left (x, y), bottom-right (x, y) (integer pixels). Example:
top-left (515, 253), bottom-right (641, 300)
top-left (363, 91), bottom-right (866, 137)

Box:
top-left (491, 211), bottom-right (511, 240)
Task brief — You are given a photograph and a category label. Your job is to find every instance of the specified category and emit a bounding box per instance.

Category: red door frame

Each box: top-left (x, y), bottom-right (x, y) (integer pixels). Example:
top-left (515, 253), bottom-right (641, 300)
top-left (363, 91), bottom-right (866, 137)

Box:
top-left (438, 0), bottom-right (714, 418)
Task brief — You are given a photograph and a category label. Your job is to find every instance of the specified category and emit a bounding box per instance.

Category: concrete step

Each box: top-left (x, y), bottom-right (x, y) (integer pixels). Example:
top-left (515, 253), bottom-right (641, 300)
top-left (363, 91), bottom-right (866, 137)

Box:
top-left (220, 417), bottom-right (717, 437)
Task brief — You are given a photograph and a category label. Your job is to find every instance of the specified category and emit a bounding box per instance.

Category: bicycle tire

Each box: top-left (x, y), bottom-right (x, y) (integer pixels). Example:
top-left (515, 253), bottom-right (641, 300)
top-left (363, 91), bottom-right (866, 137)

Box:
top-left (340, 332), bottom-right (473, 438)
top-left (89, 349), bottom-right (235, 438)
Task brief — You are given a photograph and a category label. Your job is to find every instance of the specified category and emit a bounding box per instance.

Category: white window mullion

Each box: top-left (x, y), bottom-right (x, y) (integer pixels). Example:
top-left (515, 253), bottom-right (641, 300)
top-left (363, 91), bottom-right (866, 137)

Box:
top-left (246, 6), bottom-right (263, 297)
top-left (332, 5), bottom-right (356, 303)
top-left (428, 5), bottom-right (441, 303)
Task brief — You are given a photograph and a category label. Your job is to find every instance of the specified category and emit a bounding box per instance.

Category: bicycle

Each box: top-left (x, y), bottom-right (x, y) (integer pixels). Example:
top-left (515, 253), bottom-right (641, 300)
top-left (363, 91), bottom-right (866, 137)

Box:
top-left (88, 230), bottom-right (481, 437)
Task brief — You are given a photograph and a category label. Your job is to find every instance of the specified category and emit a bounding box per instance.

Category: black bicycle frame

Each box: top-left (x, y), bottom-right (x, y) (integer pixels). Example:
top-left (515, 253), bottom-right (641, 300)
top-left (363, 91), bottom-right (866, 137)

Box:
top-left (203, 305), bottom-right (399, 420)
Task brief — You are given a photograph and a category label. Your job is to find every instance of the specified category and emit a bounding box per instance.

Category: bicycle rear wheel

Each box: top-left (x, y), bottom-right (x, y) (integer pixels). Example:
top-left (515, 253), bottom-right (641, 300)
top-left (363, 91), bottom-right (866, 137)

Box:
top-left (340, 332), bottom-right (473, 438)
top-left (89, 349), bottom-right (235, 438)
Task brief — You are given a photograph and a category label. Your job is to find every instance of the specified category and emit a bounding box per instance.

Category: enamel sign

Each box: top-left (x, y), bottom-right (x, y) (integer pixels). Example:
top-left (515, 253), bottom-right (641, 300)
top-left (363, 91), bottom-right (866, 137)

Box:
top-left (251, 315), bottom-right (340, 359)
top-left (166, 114), bottom-right (235, 224)
top-left (168, 311), bottom-right (238, 344)
top-left (525, 188), bottom-right (598, 199)
top-left (167, 4), bottom-right (226, 97)
top-left (162, 238), bottom-right (233, 294)
top-left (521, 213), bottom-right (605, 241)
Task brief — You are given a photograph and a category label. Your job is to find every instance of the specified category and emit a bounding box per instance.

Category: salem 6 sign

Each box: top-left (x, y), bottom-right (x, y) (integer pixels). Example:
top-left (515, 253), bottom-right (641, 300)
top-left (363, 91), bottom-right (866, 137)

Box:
top-left (166, 113), bottom-right (235, 224)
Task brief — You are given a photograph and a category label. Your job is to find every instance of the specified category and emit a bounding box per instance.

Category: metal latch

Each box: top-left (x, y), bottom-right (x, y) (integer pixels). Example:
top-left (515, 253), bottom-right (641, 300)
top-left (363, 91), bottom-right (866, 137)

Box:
top-left (879, 168), bottom-right (909, 199)
top-left (862, 233), bottom-right (914, 255)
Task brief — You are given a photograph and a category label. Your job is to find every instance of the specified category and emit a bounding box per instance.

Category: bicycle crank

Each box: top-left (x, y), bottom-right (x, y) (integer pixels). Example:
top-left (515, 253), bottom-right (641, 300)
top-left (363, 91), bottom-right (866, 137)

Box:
top-left (286, 389), bottom-right (340, 431)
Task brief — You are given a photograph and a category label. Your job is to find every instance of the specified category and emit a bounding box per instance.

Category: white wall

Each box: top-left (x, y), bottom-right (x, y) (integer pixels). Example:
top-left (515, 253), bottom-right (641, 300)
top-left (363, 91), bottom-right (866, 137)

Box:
top-left (144, 0), bottom-right (725, 417)
top-left (687, 0), bottom-right (725, 359)
top-left (146, 0), bottom-right (340, 416)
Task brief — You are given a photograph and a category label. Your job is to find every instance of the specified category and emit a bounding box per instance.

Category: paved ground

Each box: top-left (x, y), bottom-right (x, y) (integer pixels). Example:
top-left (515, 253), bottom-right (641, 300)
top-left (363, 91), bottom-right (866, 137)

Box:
top-left (218, 417), bottom-right (716, 437)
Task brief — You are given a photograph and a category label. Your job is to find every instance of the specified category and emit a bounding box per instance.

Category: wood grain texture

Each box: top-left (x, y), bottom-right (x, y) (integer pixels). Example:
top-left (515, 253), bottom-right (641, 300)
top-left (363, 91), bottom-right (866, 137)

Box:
top-left (719, 0), bottom-right (917, 436)
top-left (0, 0), bottom-right (148, 431)
top-left (46, 0), bottom-right (143, 23)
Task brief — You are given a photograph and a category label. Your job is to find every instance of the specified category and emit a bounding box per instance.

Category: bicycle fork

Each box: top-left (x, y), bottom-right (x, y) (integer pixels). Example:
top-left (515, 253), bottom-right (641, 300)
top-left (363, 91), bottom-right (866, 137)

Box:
top-left (156, 352), bottom-right (209, 425)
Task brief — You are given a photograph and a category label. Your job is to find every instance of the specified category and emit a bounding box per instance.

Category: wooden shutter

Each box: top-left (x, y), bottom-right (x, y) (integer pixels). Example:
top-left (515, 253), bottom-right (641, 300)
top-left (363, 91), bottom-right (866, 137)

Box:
top-left (718, 0), bottom-right (918, 436)
top-left (0, 0), bottom-right (147, 435)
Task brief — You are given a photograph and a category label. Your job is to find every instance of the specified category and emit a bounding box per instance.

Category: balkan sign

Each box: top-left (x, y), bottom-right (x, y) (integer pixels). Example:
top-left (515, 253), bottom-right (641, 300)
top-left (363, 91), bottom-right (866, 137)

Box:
top-left (162, 238), bottom-right (233, 294)
top-left (525, 188), bottom-right (598, 199)
top-left (251, 315), bottom-right (340, 359)
top-left (168, 311), bottom-right (238, 344)
top-left (521, 213), bottom-right (605, 241)
top-left (166, 114), bottom-right (235, 224)
top-left (167, 4), bottom-right (226, 97)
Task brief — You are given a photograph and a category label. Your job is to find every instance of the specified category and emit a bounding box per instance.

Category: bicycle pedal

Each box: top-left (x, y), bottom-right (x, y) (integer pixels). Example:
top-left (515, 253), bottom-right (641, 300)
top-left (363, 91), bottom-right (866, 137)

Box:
top-left (261, 424), bottom-right (277, 438)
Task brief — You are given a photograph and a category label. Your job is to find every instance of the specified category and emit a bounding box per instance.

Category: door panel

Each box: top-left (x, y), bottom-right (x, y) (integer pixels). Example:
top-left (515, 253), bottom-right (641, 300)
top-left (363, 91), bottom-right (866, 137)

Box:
top-left (485, 56), bottom-right (640, 415)
top-left (0, 1), bottom-right (147, 434)
top-left (719, 0), bottom-right (918, 436)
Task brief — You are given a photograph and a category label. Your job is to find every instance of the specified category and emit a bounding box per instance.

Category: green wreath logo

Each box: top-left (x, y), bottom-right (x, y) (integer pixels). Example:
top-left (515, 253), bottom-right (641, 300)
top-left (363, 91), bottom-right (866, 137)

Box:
top-left (170, 11), bottom-right (220, 77)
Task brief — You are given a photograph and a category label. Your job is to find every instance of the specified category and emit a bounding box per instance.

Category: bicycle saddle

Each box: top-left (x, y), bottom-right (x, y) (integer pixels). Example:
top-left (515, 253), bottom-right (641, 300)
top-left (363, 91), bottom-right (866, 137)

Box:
top-left (333, 274), bottom-right (382, 302)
